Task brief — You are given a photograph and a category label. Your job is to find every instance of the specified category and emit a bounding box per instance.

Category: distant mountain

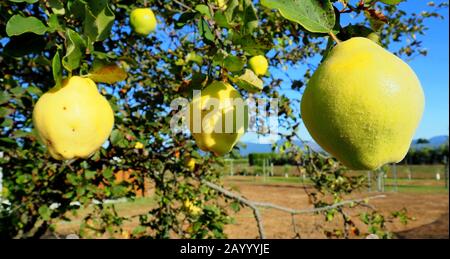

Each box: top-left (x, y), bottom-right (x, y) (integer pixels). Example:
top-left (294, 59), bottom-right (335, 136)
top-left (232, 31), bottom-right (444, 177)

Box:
top-left (238, 139), bottom-right (323, 156)
top-left (411, 135), bottom-right (449, 150)
top-left (238, 135), bottom-right (449, 156)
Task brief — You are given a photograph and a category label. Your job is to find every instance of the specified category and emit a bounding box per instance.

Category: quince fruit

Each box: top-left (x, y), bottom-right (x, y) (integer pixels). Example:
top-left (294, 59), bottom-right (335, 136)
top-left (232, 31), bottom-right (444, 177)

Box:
top-left (130, 8), bottom-right (157, 35)
top-left (301, 37), bottom-right (424, 170)
top-left (33, 76), bottom-right (114, 160)
top-left (189, 81), bottom-right (248, 156)
top-left (248, 55), bottom-right (268, 76)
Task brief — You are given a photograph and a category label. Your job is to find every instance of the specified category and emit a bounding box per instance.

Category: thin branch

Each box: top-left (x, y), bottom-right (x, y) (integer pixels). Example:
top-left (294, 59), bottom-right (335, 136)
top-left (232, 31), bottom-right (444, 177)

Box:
top-left (329, 31), bottom-right (341, 44)
top-left (202, 180), bottom-right (265, 239)
top-left (252, 195), bottom-right (385, 215)
top-left (291, 213), bottom-right (301, 239)
top-left (173, 0), bottom-right (195, 12)
top-left (203, 180), bottom-right (385, 239)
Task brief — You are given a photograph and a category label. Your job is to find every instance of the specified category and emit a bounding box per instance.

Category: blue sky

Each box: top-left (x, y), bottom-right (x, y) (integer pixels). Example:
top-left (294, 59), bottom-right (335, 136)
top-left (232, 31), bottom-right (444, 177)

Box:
top-left (242, 1), bottom-right (449, 143)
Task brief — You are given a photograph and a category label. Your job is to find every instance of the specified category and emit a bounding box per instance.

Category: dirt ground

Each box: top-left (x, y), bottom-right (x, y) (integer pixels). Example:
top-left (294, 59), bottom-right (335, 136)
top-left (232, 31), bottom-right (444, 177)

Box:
top-left (223, 179), bottom-right (449, 239)
top-left (54, 177), bottom-right (448, 239)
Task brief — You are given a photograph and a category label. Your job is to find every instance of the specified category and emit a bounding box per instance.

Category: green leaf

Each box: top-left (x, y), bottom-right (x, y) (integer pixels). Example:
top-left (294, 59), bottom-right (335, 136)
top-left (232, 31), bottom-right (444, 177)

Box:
top-left (223, 55), bottom-right (246, 72)
top-left (1, 118), bottom-right (13, 127)
top-left (47, 14), bottom-right (62, 32)
top-left (85, 170), bottom-right (96, 179)
top-left (198, 18), bottom-right (215, 43)
top-left (224, 0), bottom-right (239, 21)
top-left (62, 29), bottom-right (86, 71)
top-left (338, 25), bottom-right (375, 41)
top-left (38, 205), bottom-right (52, 221)
top-left (8, 0), bottom-right (38, 3)
top-left (195, 4), bottom-right (212, 19)
top-left (260, 0), bottom-right (335, 33)
top-left (52, 50), bottom-right (62, 88)
top-left (380, 0), bottom-right (402, 4)
top-left (242, 0), bottom-right (259, 34)
top-left (214, 11), bottom-right (230, 28)
top-left (26, 86), bottom-right (43, 96)
top-left (175, 12), bottom-right (196, 29)
top-left (6, 15), bottom-right (47, 36)
top-left (110, 129), bottom-right (124, 146)
top-left (88, 62), bottom-right (128, 84)
top-left (185, 52), bottom-right (203, 65)
top-left (230, 201), bottom-right (241, 212)
top-left (48, 0), bottom-right (65, 15)
top-left (0, 107), bottom-right (14, 118)
top-left (231, 69), bottom-right (263, 93)
top-left (232, 34), bottom-right (272, 56)
top-left (132, 226), bottom-right (147, 236)
top-left (0, 92), bottom-right (10, 105)
top-left (84, 0), bottom-right (115, 42)
top-left (68, 0), bottom-right (87, 20)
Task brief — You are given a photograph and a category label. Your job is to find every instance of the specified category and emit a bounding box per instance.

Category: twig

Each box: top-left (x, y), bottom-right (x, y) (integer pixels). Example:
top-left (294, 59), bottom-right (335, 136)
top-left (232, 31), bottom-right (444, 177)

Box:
top-left (252, 195), bottom-right (385, 215)
top-left (202, 180), bottom-right (265, 239)
top-left (173, 0), bottom-right (195, 12)
top-left (329, 31), bottom-right (341, 44)
top-left (203, 180), bottom-right (385, 239)
top-left (291, 214), bottom-right (301, 239)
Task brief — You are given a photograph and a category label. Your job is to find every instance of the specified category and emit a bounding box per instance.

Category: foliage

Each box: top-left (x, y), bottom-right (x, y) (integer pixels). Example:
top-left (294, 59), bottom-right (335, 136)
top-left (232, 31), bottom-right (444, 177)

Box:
top-left (0, 0), bottom-right (447, 239)
top-left (402, 143), bottom-right (449, 165)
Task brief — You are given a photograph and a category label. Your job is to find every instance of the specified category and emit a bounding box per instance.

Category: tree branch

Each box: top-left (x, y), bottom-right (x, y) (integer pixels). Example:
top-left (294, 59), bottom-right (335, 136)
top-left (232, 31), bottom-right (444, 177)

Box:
top-left (202, 180), bottom-right (265, 239)
top-left (202, 180), bottom-right (385, 239)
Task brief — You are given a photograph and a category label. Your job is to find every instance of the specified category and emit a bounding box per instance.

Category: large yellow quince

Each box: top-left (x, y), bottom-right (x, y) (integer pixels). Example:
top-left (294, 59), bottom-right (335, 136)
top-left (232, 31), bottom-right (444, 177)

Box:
top-left (301, 37), bottom-right (424, 170)
top-left (33, 76), bottom-right (114, 160)
top-left (130, 8), bottom-right (157, 36)
top-left (248, 55), bottom-right (268, 76)
top-left (189, 81), bottom-right (248, 156)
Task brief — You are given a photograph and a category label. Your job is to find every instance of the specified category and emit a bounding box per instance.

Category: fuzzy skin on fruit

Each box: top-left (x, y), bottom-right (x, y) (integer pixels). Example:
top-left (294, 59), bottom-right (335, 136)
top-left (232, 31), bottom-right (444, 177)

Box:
top-left (248, 55), bottom-right (268, 76)
top-left (189, 81), bottom-right (248, 156)
top-left (33, 76), bottom-right (114, 160)
top-left (130, 8), bottom-right (157, 35)
top-left (301, 37), bottom-right (424, 170)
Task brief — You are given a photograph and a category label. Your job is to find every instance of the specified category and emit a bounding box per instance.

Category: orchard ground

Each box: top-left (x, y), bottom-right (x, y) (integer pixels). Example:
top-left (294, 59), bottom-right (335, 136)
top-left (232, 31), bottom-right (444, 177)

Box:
top-left (54, 165), bottom-right (449, 239)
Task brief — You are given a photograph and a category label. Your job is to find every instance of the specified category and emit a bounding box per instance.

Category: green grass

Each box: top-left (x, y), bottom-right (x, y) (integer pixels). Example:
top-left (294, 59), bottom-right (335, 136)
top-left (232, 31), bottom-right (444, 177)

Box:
top-left (224, 163), bottom-right (447, 179)
top-left (384, 185), bottom-right (449, 194)
top-left (225, 175), bottom-right (449, 194)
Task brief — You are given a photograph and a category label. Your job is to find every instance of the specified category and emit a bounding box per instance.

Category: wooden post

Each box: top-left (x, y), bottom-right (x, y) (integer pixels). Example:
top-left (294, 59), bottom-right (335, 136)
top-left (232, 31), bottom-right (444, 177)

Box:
top-left (263, 159), bottom-right (266, 182)
top-left (230, 159), bottom-right (234, 176)
top-left (392, 163), bottom-right (398, 192)
top-left (445, 157), bottom-right (449, 189)
top-left (367, 171), bottom-right (372, 192)
top-left (270, 162), bottom-right (274, 177)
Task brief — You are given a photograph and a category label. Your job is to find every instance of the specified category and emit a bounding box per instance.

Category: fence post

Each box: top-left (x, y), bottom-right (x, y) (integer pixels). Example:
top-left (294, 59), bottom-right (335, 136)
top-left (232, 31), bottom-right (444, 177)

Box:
top-left (445, 157), bottom-right (449, 189)
top-left (367, 171), bottom-right (372, 192)
top-left (230, 159), bottom-right (234, 176)
top-left (263, 159), bottom-right (266, 182)
top-left (376, 169), bottom-right (384, 193)
top-left (270, 162), bottom-right (274, 177)
top-left (392, 163), bottom-right (398, 192)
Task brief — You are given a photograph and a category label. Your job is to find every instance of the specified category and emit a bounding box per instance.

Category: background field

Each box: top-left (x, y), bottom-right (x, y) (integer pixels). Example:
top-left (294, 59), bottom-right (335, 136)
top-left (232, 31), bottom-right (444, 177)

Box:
top-left (54, 164), bottom-right (449, 239)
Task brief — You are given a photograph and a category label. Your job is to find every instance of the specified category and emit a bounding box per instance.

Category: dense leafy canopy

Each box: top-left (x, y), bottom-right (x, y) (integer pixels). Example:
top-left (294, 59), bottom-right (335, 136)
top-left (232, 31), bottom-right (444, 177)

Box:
top-left (0, 0), bottom-right (447, 238)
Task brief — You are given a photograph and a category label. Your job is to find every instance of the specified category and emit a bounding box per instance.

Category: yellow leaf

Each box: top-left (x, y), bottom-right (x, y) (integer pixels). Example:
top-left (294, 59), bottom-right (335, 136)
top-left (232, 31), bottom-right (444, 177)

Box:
top-left (88, 63), bottom-right (128, 84)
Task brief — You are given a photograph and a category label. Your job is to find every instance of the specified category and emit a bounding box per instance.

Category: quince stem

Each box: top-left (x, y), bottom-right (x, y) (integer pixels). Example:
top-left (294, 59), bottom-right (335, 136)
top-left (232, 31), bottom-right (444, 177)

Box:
top-left (329, 31), bottom-right (341, 44)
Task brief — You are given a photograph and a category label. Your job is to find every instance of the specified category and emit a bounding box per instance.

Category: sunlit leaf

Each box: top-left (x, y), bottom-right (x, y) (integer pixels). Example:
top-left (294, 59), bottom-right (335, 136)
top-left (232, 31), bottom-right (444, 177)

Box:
top-left (6, 15), bottom-right (47, 36)
top-left (260, 0), bottom-right (335, 33)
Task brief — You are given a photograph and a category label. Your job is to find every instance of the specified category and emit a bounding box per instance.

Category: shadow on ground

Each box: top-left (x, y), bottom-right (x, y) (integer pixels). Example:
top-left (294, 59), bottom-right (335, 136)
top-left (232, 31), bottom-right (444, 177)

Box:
top-left (395, 212), bottom-right (449, 239)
